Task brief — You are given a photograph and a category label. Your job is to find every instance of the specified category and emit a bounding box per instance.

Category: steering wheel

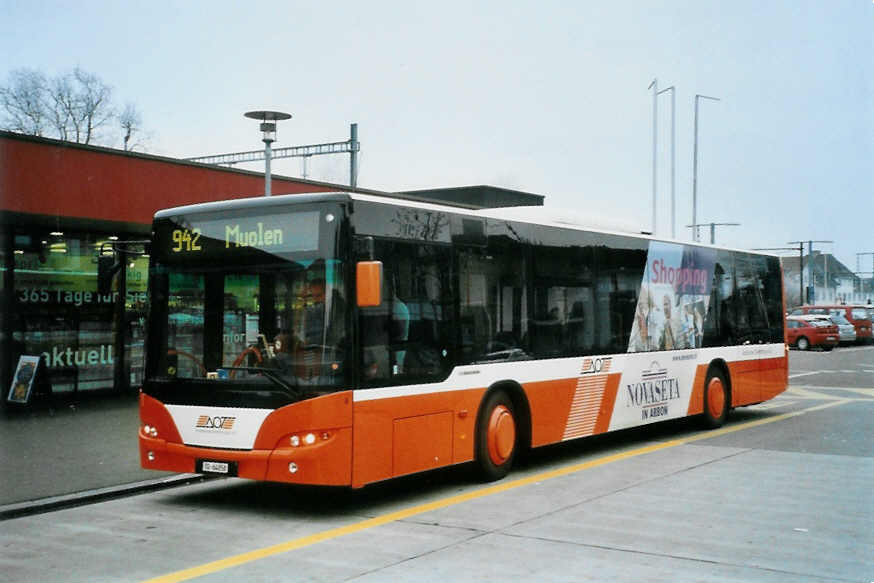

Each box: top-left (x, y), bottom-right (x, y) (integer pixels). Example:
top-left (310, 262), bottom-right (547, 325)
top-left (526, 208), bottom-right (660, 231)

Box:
top-left (229, 346), bottom-right (264, 378)
top-left (167, 349), bottom-right (206, 377)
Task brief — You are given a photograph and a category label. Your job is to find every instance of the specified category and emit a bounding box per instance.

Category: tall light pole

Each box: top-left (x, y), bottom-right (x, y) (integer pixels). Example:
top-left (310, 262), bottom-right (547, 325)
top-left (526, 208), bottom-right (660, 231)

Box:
top-left (692, 94), bottom-right (720, 242)
top-left (648, 79), bottom-right (658, 235)
top-left (658, 86), bottom-right (676, 238)
top-left (789, 240), bottom-right (833, 304)
top-left (245, 110), bottom-right (292, 197)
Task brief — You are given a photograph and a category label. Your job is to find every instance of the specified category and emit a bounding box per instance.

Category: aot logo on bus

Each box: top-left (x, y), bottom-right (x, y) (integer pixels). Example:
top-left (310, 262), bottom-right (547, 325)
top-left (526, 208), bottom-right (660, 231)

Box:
top-left (580, 357), bottom-right (612, 375)
top-left (195, 415), bottom-right (236, 430)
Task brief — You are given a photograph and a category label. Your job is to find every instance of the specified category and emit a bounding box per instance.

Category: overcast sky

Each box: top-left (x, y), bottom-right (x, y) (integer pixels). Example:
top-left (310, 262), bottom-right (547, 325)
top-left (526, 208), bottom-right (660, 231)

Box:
top-left (2, 0), bottom-right (872, 271)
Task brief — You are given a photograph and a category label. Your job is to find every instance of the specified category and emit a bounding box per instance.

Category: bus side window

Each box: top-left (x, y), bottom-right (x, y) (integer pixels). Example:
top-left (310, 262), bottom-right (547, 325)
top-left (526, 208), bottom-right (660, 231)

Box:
top-left (361, 240), bottom-right (454, 385)
top-left (735, 254), bottom-right (769, 343)
top-left (459, 243), bottom-right (527, 364)
top-left (703, 250), bottom-right (736, 347)
top-left (593, 236), bottom-right (648, 354)
top-left (761, 256), bottom-right (785, 343)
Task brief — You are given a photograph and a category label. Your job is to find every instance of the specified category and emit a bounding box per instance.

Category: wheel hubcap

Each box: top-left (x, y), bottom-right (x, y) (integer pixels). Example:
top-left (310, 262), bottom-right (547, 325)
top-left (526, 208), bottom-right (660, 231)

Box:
top-left (707, 377), bottom-right (726, 419)
top-left (488, 405), bottom-right (516, 465)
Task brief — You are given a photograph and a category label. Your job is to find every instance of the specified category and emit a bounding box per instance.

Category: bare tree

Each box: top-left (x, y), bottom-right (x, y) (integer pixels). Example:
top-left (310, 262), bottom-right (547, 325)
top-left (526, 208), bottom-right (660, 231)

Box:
top-left (72, 67), bottom-right (114, 144)
top-left (44, 67), bottom-right (114, 144)
top-left (0, 69), bottom-right (49, 136)
top-left (46, 72), bottom-right (75, 141)
top-left (119, 102), bottom-right (142, 151)
top-left (1, 66), bottom-right (138, 148)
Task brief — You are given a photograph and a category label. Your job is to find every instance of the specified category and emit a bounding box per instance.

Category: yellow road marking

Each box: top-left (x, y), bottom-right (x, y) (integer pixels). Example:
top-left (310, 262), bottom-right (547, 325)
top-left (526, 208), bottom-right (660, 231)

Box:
top-left (787, 386), bottom-right (841, 399)
top-left (839, 388), bottom-right (874, 398)
top-left (788, 385), bottom-right (874, 399)
top-left (141, 398), bottom-right (849, 583)
top-left (751, 400), bottom-right (797, 410)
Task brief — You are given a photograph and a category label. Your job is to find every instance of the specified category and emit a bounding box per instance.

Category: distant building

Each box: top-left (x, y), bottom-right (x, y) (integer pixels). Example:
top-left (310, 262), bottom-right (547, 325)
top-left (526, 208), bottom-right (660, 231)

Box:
top-left (781, 251), bottom-right (872, 307)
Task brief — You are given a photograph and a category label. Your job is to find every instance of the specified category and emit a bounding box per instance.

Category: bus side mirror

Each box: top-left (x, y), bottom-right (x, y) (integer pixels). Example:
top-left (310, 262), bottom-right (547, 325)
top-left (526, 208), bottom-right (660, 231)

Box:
top-left (356, 261), bottom-right (383, 307)
top-left (97, 255), bottom-right (119, 295)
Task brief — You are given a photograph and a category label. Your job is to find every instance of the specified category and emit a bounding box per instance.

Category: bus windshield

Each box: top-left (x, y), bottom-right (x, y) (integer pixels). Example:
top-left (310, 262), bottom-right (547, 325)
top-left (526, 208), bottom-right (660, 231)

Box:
top-left (146, 205), bottom-right (348, 395)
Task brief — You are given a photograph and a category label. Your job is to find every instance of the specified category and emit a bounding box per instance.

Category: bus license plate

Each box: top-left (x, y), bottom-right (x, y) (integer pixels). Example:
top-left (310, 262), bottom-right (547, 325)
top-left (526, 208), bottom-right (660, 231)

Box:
top-left (197, 459), bottom-right (237, 475)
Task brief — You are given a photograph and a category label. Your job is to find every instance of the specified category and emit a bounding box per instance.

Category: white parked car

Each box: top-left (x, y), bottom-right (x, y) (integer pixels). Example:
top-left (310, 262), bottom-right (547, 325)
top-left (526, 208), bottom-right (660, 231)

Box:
top-left (802, 313), bottom-right (856, 344)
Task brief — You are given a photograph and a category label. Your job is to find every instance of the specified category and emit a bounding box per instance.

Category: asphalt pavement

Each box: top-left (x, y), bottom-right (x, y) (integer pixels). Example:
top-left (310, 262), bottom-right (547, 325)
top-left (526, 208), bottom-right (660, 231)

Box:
top-left (0, 390), bottom-right (200, 519)
top-left (2, 345), bottom-right (869, 521)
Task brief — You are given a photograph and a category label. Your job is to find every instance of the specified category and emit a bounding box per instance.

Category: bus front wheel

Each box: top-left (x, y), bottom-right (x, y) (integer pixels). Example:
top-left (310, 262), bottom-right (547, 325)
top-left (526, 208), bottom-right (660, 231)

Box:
top-left (475, 390), bottom-right (517, 481)
top-left (703, 369), bottom-right (729, 429)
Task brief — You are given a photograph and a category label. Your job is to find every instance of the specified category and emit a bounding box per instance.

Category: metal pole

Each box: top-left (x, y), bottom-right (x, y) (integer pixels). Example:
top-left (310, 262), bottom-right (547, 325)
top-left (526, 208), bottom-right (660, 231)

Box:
top-left (113, 249), bottom-right (128, 393)
top-left (692, 94), bottom-right (720, 243)
top-left (0, 229), bottom-right (13, 393)
top-left (692, 96), bottom-right (699, 242)
top-left (658, 86), bottom-right (676, 238)
top-left (245, 111), bottom-right (290, 197)
top-left (649, 79), bottom-right (658, 235)
top-left (264, 139), bottom-right (272, 197)
top-left (670, 88), bottom-right (675, 238)
top-left (799, 243), bottom-right (804, 307)
top-left (710, 223), bottom-right (715, 244)
top-left (350, 123), bottom-right (359, 189)
top-left (808, 241), bottom-right (813, 303)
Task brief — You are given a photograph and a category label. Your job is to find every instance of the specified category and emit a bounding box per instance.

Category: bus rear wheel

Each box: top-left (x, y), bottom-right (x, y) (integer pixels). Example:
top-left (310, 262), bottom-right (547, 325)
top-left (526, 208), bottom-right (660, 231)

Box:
top-left (703, 369), bottom-right (729, 428)
top-left (476, 390), bottom-right (517, 481)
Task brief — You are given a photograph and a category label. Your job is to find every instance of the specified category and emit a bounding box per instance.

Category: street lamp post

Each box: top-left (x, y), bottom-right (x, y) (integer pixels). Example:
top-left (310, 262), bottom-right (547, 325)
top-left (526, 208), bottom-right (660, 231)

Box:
top-left (648, 80), bottom-right (677, 237)
top-left (658, 86), bottom-right (676, 238)
top-left (648, 79), bottom-right (658, 235)
top-left (692, 94), bottom-right (720, 242)
top-left (245, 110), bottom-right (292, 197)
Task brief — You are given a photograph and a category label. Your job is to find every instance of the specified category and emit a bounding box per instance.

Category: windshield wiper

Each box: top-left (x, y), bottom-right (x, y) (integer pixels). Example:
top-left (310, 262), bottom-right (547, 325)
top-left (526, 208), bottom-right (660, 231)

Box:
top-left (222, 367), bottom-right (299, 399)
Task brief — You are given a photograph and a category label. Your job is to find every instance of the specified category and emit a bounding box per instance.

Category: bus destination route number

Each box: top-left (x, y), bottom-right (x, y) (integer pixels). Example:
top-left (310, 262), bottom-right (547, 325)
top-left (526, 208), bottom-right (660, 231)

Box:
top-left (171, 228), bottom-right (202, 253)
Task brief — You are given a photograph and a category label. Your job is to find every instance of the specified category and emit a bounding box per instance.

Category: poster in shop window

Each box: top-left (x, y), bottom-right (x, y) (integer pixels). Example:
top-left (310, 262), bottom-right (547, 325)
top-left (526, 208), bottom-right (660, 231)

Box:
top-left (7, 355), bottom-right (41, 405)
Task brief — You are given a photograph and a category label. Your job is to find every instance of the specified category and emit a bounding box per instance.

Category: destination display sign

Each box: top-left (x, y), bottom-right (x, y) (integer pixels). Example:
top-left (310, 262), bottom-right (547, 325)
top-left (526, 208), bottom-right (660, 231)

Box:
top-left (155, 210), bottom-right (322, 262)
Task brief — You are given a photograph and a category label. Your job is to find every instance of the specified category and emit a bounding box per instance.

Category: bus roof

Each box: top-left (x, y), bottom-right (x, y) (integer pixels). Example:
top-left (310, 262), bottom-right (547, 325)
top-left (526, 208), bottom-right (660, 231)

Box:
top-left (154, 191), bottom-right (779, 259)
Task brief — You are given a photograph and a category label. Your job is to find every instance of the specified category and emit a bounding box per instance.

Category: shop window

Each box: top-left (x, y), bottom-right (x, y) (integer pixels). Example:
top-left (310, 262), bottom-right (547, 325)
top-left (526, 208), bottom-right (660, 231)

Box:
top-left (10, 229), bottom-right (143, 392)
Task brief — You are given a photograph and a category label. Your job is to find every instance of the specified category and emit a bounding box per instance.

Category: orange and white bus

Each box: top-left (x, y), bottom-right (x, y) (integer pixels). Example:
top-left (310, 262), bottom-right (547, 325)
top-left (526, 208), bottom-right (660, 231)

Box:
top-left (137, 192), bottom-right (788, 487)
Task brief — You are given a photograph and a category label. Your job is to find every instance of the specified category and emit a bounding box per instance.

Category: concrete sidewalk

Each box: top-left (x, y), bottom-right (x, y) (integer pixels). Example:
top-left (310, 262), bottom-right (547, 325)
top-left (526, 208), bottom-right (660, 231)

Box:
top-left (0, 391), bottom-right (196, 518)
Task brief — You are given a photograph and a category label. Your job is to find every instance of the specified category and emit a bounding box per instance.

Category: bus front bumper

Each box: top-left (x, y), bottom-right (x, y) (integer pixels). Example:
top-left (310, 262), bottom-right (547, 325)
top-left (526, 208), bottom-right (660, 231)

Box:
top-left (139, 427), bottom-right (353, 486)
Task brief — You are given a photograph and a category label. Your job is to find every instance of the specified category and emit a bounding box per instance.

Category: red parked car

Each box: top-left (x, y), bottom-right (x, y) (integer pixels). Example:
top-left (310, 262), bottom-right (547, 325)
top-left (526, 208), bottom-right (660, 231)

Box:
top-left (785, 315), bottom-right (839, 351)
top-left (789, 305), bottom-right (872, 344)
